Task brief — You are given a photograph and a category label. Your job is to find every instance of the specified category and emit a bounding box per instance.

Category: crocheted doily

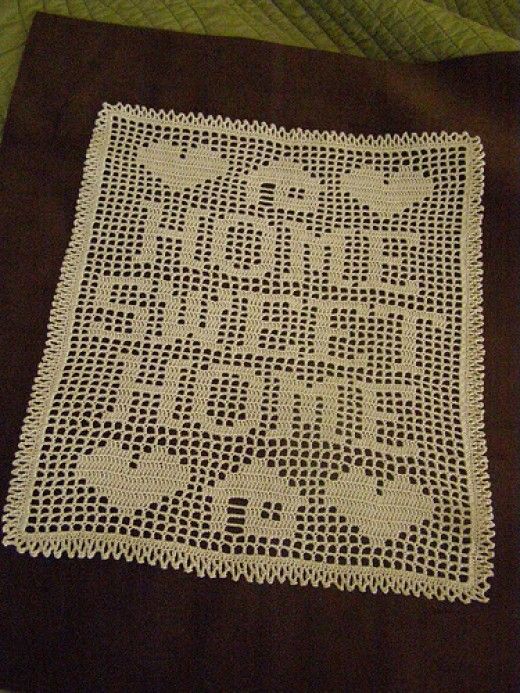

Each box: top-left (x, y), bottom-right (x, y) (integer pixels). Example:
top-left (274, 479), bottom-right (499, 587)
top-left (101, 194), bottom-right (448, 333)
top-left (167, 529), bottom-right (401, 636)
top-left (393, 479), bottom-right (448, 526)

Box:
top-left (2, 103), bottom-right (493, 602)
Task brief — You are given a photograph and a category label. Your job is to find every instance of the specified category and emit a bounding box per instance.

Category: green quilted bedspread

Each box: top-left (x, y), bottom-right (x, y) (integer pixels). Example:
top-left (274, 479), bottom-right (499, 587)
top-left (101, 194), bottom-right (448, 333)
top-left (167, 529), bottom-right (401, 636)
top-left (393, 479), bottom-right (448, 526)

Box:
top-left (1, 1), bottom-right (519, 134)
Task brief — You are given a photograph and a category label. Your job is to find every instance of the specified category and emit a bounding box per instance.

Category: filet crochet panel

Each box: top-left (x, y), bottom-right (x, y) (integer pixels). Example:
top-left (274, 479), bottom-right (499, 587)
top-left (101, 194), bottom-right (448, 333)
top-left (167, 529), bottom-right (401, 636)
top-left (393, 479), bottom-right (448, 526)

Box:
top-left (2, 104), bottom-right (493, 602)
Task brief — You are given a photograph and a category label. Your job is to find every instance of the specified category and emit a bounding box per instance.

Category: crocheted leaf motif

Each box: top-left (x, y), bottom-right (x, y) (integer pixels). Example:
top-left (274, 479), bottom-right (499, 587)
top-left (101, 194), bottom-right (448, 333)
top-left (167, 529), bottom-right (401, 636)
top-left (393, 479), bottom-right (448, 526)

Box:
top-left (1, 1), bottom-right (519, 134)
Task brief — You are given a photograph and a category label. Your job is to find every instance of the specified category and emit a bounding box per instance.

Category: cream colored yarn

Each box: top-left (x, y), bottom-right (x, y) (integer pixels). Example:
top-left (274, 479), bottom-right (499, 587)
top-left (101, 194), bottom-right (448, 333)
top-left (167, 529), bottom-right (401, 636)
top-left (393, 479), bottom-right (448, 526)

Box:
top-left (2, 103), bottom-right (493, 602)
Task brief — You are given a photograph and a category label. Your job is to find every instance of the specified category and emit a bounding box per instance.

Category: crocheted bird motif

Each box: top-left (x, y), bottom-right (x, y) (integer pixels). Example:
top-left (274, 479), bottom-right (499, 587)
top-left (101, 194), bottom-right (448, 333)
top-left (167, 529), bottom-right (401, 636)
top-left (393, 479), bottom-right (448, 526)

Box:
top-left (340, 165), bottom-right (433, 217)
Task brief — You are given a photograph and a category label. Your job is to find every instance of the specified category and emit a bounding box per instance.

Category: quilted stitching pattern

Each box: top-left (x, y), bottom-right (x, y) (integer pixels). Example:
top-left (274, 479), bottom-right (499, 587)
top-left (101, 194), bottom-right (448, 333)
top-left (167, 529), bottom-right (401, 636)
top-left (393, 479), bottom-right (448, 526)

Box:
top-left (0, 2), bottom-right (518, 135)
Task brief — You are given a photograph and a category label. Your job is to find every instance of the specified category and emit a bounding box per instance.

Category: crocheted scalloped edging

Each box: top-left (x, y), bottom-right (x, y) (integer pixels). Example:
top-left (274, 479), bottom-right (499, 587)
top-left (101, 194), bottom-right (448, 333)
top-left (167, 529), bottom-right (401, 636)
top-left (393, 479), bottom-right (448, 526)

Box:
top-left (1, 104), bottom-right (110, 564)
top-left (1, 102), bottom-right (493, 603)
top-left (2, 531), bottom-right (487, 603)
top-left (462, 137), bottom-right (494, 603)
top-left (101, 101), bottom-right (480, 149)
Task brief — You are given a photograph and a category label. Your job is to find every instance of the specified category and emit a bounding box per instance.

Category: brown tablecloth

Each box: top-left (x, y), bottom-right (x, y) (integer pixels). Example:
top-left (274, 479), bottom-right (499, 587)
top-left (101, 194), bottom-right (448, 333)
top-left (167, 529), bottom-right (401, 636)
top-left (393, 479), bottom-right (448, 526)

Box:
top-left (0, 12), bottom-right (518, 692)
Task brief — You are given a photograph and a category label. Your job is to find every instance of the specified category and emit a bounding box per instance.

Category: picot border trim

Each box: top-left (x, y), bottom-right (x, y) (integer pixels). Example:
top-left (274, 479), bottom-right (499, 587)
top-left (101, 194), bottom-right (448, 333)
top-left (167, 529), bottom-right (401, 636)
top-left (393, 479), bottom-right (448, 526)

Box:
top-left (1, 102), bottom-right (493, 603)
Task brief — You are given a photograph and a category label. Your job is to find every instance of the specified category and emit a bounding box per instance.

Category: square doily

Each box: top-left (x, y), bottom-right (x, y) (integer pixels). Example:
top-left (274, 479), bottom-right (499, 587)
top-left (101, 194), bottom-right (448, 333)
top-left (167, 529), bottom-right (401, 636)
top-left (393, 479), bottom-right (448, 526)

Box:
top-left (2, 103), bottom-right (493, 602)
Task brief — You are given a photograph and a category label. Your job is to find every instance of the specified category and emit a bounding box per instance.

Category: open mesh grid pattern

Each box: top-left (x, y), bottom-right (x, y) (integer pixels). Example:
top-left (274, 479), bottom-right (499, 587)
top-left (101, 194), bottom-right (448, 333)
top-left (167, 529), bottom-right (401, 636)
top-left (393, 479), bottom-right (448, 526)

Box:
top-left (2, 104), bottom-right (493, 602)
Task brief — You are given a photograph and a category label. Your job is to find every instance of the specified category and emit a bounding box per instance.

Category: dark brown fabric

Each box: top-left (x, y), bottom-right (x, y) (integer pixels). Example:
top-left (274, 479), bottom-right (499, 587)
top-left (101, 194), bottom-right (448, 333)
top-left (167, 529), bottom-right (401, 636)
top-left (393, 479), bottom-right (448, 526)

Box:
top-left (0, 12), bottom-right (518, 692)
